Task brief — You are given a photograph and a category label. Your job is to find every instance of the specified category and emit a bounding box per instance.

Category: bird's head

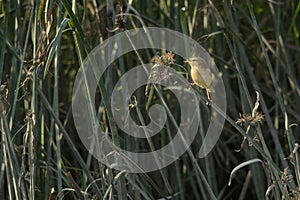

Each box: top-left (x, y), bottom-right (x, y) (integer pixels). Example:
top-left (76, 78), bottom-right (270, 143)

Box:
top-left (184, 56), bottom-right (207, 68)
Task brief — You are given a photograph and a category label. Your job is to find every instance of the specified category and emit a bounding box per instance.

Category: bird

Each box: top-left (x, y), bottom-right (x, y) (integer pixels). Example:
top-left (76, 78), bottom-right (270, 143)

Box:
top-left (185, 56), bottom-right (213, 101)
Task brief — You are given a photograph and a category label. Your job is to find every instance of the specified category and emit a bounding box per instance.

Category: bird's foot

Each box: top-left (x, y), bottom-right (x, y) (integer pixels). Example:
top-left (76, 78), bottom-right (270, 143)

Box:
top-left (205, 88), bottom-right (211, 105)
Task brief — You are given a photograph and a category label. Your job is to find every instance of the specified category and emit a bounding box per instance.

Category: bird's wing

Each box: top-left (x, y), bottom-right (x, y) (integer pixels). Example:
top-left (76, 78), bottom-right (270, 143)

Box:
top-left (194, 60), bottom-right (213, 87)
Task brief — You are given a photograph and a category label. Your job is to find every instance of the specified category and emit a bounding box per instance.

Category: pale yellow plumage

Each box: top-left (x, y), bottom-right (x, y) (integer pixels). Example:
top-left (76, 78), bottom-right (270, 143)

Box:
top-left (185, 56), bottom-right (212, 100)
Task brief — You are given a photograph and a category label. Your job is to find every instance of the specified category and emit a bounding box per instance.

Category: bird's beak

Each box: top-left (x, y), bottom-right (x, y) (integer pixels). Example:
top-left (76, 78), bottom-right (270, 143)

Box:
top-left (184, 59), bottom-right (190, 63)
